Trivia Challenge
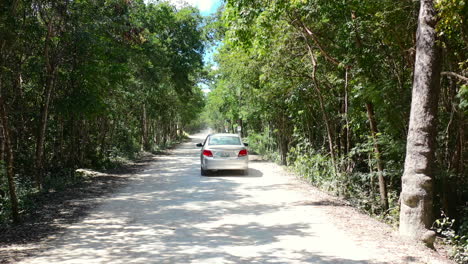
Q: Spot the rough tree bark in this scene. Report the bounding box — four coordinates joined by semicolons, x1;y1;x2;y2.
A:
399;0;441;247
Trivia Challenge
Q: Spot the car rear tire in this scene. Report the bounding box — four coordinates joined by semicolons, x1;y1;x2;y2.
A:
201;167;209;176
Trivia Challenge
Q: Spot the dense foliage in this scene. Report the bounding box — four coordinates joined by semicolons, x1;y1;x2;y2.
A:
1;0;466;260
206;0;467;259
0;0;205;223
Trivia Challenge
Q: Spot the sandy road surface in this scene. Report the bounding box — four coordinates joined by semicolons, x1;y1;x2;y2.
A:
15;132;451;264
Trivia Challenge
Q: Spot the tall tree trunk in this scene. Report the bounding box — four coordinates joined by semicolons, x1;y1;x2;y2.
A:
399;0;441;247
0;96;20;223
142;104;149;151
344;69;350;156
277;112;290;165
58;117;64;165
79;119;88;165
35;22;56;189
99;118;109;159
303;39;337;174
365;102;389;211
150;121;157;146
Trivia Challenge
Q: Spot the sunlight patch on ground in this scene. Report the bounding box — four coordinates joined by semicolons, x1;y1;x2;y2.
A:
15;133;447;264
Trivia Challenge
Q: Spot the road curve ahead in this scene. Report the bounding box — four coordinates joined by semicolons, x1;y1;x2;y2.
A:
17;132;450;264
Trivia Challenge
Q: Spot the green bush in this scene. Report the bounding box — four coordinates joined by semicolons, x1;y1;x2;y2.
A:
433;211;468;263
247;129;281;162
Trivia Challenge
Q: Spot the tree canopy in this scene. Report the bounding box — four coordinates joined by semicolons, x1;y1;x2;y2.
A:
0;0;206;223
1;0;467;261
206;0;466;259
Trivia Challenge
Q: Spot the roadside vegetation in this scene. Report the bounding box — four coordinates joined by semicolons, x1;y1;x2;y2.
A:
0;0;205;226
204;0;467;261
1;0;466;262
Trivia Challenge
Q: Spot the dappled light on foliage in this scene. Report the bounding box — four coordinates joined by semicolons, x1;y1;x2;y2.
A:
7;137;446;264
0;0;205;224
205;0;467;260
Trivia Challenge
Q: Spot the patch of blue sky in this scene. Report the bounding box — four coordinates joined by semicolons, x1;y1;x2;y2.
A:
160;0;222;65
146;0;222;93
195;0;223;16
161;0;222;16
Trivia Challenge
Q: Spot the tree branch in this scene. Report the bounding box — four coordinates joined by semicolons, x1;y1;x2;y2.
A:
299;20;343;67
441;71;468;83
286;13;346;68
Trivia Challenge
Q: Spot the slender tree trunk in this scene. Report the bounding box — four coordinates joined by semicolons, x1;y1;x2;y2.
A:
303;40;337;174
142;104;149;151
52;116;64;166
399;0;441;247
150;121;157;146
277;112;290;165
0;124;4;162
35;75;55;189
365;102;389;211
162;121;168;146
155;117;162;145
35;22;56;189
368;153;376;214
458;121;465;174
0;96;20;223
108;119;116;156
79;119;88;165
13;62;27;149
174;121;178;139
239;119;244;138
99;118;109;159
344;69;350;155
0;2;21;222
68;117;77;168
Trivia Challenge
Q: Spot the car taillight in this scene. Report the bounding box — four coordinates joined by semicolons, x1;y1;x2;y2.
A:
203;150;213;157
238;149;248;157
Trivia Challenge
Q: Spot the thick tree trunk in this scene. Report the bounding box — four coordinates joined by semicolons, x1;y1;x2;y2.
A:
365;102;389;211
399;0;441;247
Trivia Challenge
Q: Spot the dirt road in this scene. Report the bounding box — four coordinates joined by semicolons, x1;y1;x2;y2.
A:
15;133;450;264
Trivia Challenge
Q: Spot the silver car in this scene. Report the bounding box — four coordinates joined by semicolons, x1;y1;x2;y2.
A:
196;133;249;176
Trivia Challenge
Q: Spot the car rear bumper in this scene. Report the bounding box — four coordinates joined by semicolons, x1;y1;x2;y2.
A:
202;156;248;171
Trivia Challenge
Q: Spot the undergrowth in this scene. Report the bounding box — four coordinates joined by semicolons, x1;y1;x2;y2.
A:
433;210;468;263
247;130;466;263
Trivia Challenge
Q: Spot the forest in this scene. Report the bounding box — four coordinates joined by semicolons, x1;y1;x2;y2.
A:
204;0;467;261
0;0;467;262
0;0;205;224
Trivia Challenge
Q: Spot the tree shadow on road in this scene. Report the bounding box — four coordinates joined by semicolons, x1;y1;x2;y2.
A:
2;140;396;264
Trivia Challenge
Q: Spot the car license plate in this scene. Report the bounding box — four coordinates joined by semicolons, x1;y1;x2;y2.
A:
217;151;233;158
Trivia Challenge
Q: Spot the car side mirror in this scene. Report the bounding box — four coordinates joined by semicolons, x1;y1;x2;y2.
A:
196;143;203;147
243;143;249;147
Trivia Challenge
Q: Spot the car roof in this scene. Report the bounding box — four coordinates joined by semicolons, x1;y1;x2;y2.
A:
209;133;240;137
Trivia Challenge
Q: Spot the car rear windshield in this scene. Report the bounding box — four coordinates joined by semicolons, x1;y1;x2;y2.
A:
209;136;241;145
